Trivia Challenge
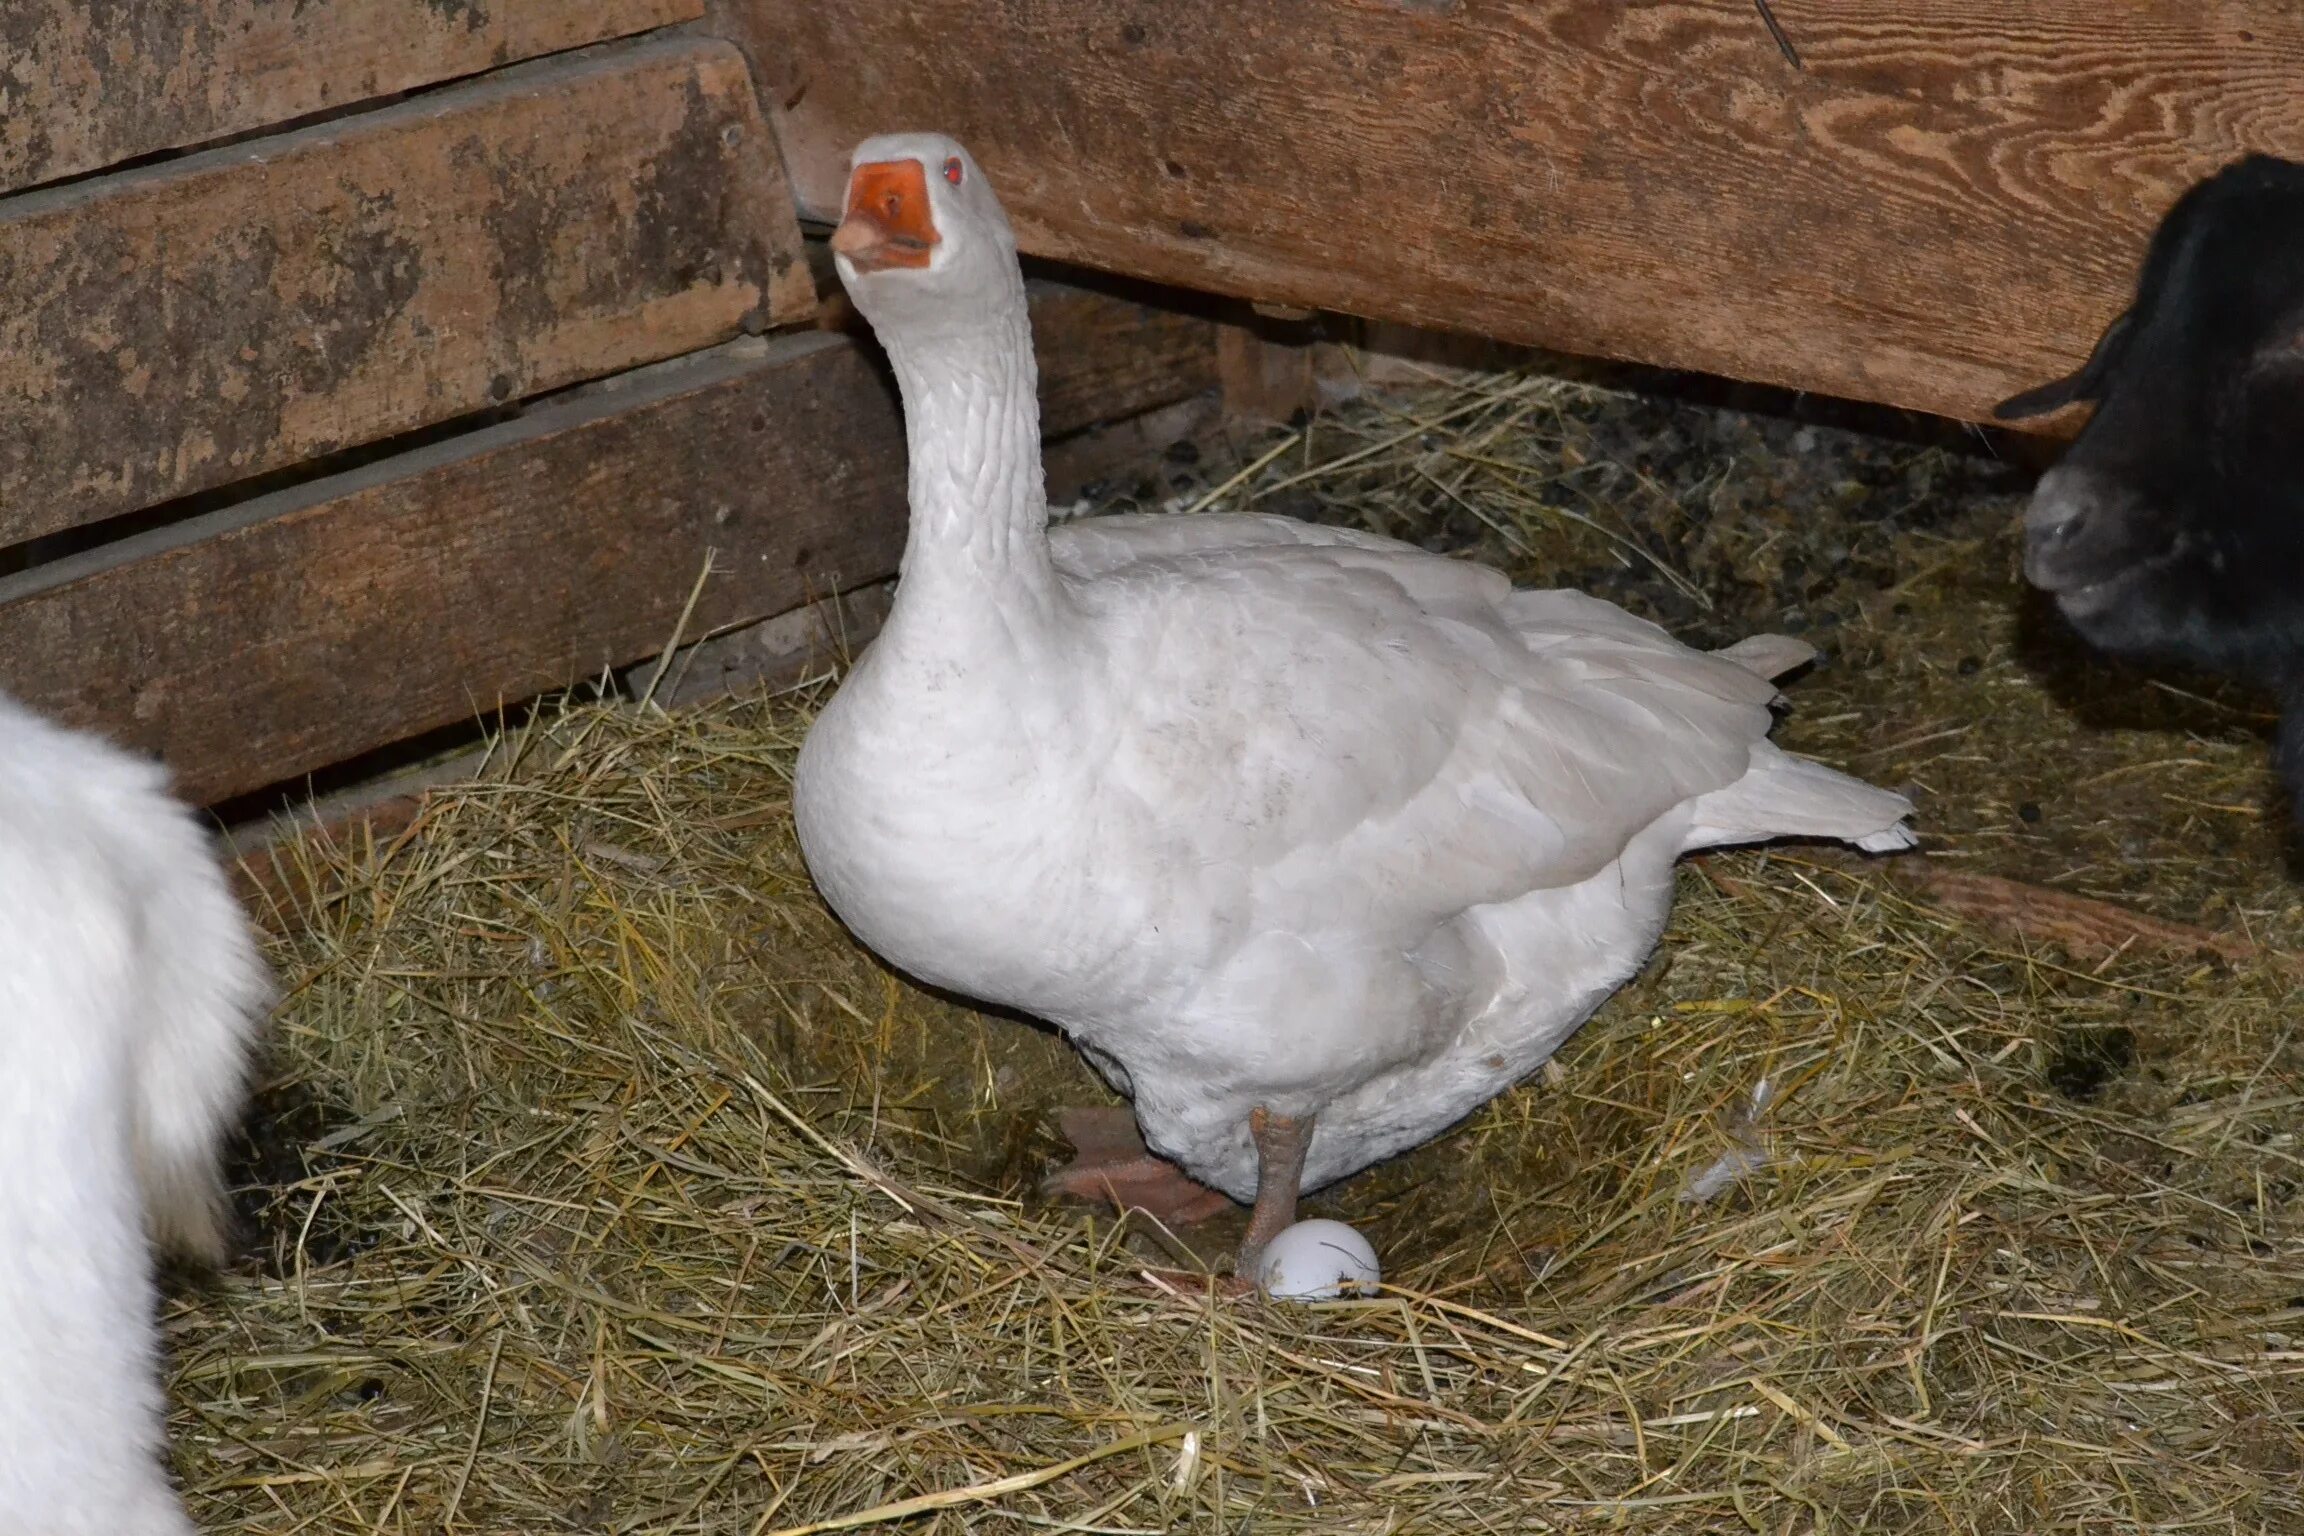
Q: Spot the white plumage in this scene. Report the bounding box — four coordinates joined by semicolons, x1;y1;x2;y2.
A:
0;693;270;1534
794;131;1915;1263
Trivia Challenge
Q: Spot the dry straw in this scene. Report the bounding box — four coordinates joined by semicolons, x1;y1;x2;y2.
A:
177;364;2303;1533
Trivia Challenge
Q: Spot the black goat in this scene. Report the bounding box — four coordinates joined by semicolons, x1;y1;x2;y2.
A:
1997;154;2304;817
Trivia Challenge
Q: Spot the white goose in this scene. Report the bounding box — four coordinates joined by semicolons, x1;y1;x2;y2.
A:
793;132;1916;1273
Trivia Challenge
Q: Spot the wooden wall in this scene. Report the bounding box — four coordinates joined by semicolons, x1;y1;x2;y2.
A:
736;0;2304;427
22;1;2267;817
0;1;1224;812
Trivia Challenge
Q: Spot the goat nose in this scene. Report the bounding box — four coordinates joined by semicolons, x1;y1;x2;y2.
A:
2024;464;2098;550
2022;464;2124;593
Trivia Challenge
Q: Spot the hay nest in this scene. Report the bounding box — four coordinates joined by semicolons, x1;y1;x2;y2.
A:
178;366;2304;1533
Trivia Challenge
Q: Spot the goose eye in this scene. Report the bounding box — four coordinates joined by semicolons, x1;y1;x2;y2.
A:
943;156;964;186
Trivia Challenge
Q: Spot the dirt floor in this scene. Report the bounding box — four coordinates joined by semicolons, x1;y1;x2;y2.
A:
176;360;2303;1534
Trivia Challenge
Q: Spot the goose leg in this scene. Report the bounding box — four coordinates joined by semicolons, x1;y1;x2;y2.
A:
1042;1106;1235;1227
1236;1106;1314;1274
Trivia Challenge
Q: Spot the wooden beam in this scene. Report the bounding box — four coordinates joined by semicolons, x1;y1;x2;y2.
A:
0;334;897;809
0;1;701;194
0;279;1219;808
0;34;812;546
223;579;898;920
1025;277;1221;431
742;0;2304;425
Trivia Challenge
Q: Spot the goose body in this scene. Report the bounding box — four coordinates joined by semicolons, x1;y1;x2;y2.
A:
794;133;1916;1252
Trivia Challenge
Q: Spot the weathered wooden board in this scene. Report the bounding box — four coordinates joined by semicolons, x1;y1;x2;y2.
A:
743;0;2304;425
1024;278;1221;434
0;35;812;547
0;334;898;809
0;279;1219;808
0;0;700;194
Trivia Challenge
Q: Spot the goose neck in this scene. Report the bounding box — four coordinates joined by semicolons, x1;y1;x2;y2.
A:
882;306;1055;602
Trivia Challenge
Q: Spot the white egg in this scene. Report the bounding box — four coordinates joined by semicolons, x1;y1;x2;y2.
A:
1252;1219;1381;1300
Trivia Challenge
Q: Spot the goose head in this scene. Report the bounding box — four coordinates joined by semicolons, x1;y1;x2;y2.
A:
830;132;1022;332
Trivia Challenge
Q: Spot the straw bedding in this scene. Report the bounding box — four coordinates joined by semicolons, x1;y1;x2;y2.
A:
175;363;2303;1533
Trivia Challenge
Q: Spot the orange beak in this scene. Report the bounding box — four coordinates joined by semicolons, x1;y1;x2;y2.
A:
831;159;939;273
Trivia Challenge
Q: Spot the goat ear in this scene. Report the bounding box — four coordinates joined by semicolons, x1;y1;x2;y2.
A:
1992;310;2136;421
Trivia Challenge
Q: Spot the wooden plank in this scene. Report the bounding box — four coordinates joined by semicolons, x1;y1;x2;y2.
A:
1025;278;1220;433
222;581;896;919
741;0;2304;425
0;333;898;809
0;0;701;194
622;580;898;713
1217;325;1357;428
0;35;812;546
0;279;1218;808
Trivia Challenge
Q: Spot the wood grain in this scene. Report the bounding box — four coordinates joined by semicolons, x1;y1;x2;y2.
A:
224;580;900;918
0;334;899;809
0;35;812;546
1024;277;1221;431
0;0;701;194
0;279;1219;808
745;0;2304;424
